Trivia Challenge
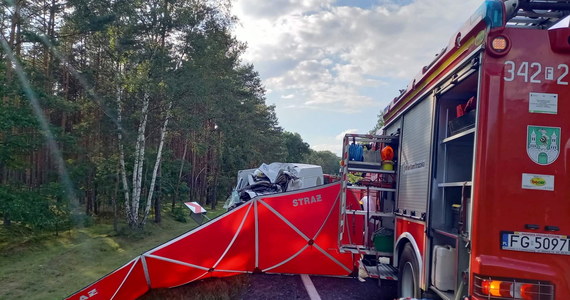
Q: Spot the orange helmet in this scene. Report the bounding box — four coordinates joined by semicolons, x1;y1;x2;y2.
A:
381;146;394;161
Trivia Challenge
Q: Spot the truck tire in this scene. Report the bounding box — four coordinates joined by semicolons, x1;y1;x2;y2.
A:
398;243;421;298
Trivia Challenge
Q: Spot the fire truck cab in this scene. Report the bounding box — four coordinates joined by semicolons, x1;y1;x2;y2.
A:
339;1;570;299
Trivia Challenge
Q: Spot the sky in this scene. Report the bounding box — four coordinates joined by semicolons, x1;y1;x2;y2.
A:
230;0;482;156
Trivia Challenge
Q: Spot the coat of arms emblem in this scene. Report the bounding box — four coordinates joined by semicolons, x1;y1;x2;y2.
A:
527;126;560;165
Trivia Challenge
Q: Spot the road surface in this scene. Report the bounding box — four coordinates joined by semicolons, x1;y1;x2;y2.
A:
140;273;397;299
240;273;396;300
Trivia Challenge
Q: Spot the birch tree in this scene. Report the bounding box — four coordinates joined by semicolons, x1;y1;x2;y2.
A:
141;100;173;225
0;0;296;232
113;0;179;228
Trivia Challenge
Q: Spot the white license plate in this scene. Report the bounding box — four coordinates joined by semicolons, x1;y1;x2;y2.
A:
501;231;570;255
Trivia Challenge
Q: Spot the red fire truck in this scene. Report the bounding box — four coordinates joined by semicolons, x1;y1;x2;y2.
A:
339;1;570;299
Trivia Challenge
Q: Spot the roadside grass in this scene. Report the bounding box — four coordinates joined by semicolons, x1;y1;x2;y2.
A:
0;205;227;300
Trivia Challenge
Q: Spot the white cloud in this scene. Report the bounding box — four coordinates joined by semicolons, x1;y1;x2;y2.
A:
312;143;342;156
335;129;359;140
231;0;482;154
312;128;360;156
232;0;480;114
234;0;334;19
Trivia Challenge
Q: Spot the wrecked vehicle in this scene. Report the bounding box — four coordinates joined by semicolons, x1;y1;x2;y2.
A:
223;162;324;210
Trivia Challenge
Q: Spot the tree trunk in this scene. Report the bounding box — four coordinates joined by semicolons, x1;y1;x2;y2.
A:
5;0;21;83
211;151;219;211
154;167;161;224
130;92;150;227
112;169;119;232
14;1;21;57
173;135;188;210
85;192;92;215
116;82;132;225
191;132;196;202
93;182;99;215
3;213;11;228
213;131;223;210
142;100;172;225
86;172;94;215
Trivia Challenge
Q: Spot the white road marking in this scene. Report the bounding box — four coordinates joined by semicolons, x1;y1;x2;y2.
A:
300;274;322;300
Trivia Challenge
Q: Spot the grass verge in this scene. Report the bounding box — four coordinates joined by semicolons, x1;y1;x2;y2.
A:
0;206;226;300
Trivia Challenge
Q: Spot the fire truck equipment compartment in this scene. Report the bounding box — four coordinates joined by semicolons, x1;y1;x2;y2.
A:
431;245;456;291
373;228;394;252
448;109;476;136
451;204;461;232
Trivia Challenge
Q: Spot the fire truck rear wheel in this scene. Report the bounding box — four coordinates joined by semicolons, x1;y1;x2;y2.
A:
397;243;420;298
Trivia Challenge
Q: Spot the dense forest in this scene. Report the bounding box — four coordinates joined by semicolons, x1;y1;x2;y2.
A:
0;0;340;232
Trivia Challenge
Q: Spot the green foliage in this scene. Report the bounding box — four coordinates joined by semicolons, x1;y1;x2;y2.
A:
283;131;311;163
0;0;328;234
369;112;385;134
275;131;340;175
0;2;349;297
170;206;188;223
305;150;341;175
0;101;42;170
0;183;70;232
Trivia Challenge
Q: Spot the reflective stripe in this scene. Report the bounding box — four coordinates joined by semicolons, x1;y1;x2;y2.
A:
212;204;252;269
110;257;140;300
263;245;308;272
140;255;151;287
144;254;209;271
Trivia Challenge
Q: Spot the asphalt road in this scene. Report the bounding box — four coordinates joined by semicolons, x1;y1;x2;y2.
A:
140;272;398;299
239;274;397;300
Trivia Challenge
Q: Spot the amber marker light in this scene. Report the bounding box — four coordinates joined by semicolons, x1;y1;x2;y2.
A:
492;36;508;51
487;35;511;56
